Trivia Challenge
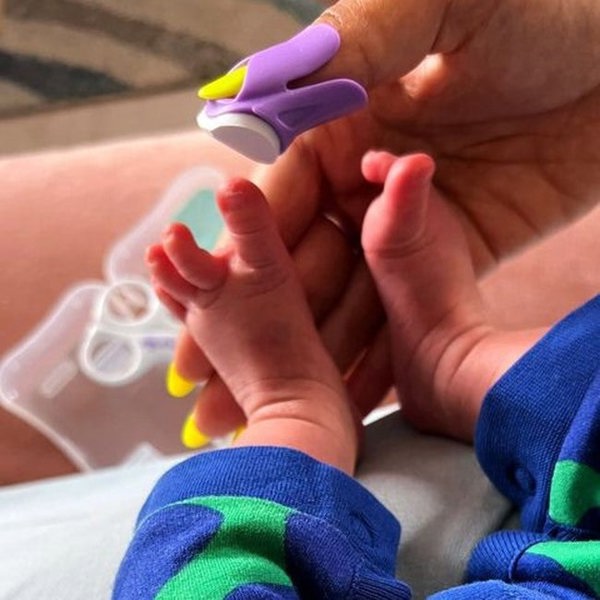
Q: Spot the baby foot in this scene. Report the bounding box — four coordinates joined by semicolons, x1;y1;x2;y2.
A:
361;152;543;441
147;179;357;472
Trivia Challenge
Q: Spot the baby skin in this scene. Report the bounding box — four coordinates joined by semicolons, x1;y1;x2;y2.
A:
360;152;547;441
146;179;359;474
147;152;547;474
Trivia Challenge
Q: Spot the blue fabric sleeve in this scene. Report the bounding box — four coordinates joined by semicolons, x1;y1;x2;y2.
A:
114;296;600;599
475;295;600;531
464;295;600;598
113;446;410;599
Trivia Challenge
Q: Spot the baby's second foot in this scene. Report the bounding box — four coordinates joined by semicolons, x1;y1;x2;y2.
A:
147;179;357;472
361;152;543;441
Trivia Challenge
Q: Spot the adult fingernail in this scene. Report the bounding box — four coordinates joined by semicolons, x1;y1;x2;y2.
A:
166;361;196;398
231;425;246;444
181;412;211;449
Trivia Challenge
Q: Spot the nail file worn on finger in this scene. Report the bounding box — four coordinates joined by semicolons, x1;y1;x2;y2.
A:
197;24;367;164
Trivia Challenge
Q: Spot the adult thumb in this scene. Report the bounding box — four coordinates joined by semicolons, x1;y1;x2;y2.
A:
312;0;449;88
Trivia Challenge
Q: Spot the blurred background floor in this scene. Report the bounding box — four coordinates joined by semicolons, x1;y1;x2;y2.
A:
0;87;197;154
0;0;318;154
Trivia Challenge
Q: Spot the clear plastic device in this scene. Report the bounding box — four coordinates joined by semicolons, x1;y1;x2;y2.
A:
0;167;226;470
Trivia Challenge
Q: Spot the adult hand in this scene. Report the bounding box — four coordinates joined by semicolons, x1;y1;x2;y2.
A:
175;0;600;441
284;0;600;267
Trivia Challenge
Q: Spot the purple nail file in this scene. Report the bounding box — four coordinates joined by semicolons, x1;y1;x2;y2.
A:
197;24;368;163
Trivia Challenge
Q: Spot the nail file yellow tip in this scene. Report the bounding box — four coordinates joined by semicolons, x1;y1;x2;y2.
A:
198;66;248;101
166;362;196;398
181;413;211;449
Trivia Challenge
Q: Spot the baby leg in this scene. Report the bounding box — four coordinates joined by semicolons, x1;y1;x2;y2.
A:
362;152;543;441
147;179;357;473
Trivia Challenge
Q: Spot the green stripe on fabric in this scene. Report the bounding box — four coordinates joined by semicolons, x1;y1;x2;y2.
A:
527;541;600;596
549;460;600;527
156;496;294;600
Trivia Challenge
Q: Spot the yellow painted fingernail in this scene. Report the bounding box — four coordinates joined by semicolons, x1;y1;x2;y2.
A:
231;426;246;443
166;362;196;398
198;66;248;100
181;413;211;449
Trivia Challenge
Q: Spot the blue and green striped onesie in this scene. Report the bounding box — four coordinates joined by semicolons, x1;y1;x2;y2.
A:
114;295;600;599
